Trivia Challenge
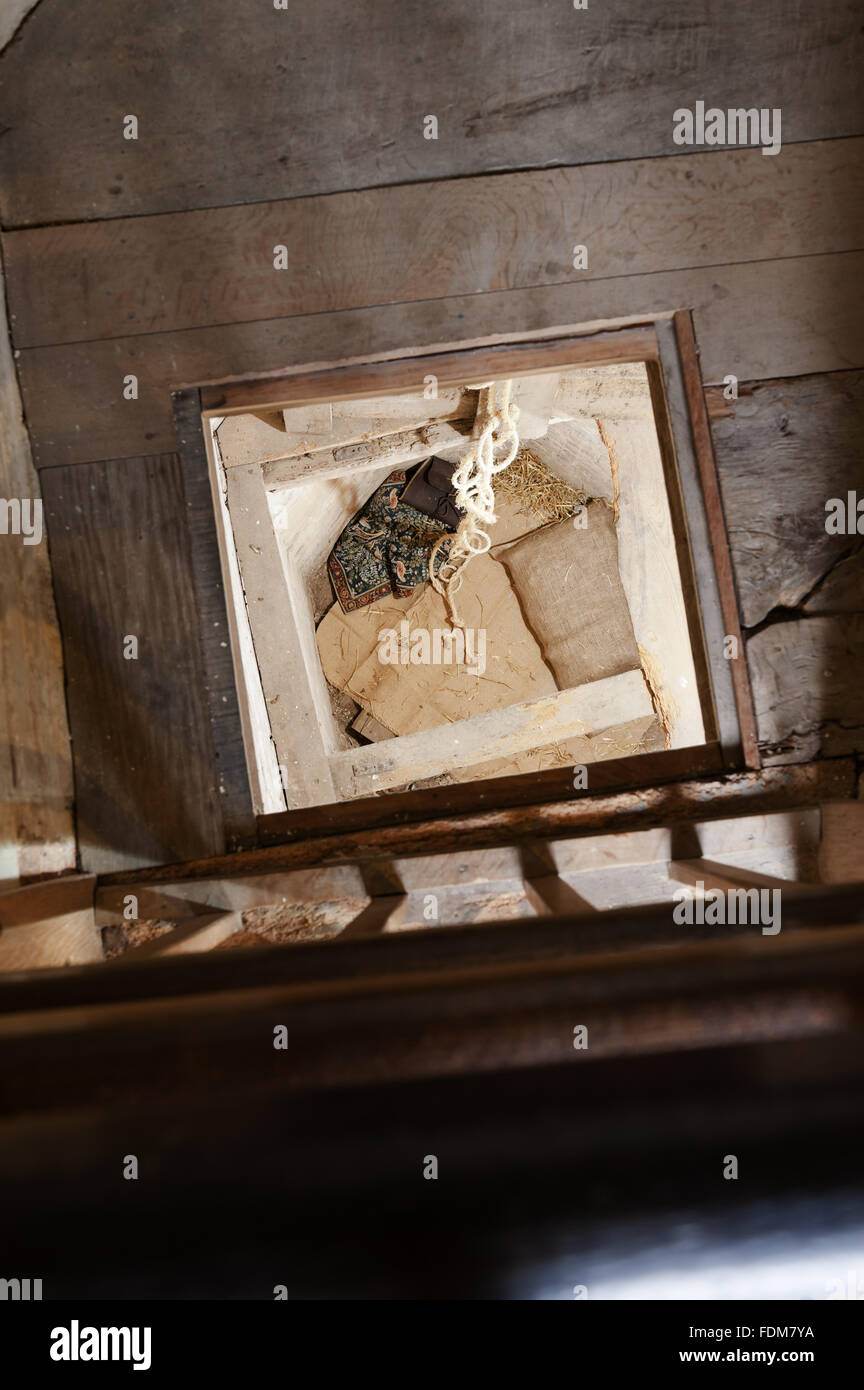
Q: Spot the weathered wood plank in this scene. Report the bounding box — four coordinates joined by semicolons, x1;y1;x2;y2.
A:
40;455;226;872
747;615;864;765
218;389;473;467
126;910;244;957
0;263;74;885
97;761;855;890
707;371;864;628
7;138;863;348
262;420;471;489
667;858;804;892
224;463;338;807
20;253;864;469
334;671;654;799
1;1;862;227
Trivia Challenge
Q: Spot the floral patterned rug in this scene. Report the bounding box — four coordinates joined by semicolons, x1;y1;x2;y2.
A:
328;468;456;612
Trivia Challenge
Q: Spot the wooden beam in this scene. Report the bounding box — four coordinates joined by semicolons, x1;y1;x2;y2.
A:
522;876;597;918
262;419;472;489
336;895;409;940
668;858;809;893
0;874;100;971
124;911;244;958
97;761;857;889
332;670;654;799
224;463;338;807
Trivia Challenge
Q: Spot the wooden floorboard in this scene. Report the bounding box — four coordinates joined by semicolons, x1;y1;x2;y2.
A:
747;615;864;765
6;138;863;349
706;370;864;629
18;251;864;469
41;454;226;872
0;1;861;227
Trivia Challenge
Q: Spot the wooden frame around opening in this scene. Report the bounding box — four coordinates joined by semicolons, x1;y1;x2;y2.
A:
175;314;759;851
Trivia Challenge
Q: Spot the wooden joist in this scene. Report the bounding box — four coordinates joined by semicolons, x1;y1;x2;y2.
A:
0;875;100;971
667;858;808;893
98;760;857;888
123;911;244;958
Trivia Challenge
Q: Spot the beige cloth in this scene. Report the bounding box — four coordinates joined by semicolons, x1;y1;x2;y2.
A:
316;496;664;788
493;502;641;690
318;551;557;741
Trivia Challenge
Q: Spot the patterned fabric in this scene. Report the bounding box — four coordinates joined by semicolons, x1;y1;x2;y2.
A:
328;468;456;613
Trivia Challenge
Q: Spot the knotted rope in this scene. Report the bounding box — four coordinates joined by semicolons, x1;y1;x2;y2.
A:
429;379;520;628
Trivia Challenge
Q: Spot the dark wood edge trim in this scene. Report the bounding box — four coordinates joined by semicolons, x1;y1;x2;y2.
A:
674;310;761;770
257;744;723;845
172;388;257;849
97;759;855;887
645;355;720;747
199;325;660;415
3;880;863;1023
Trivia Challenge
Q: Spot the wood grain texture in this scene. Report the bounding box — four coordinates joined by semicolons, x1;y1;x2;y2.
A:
173;391;256;846
0;264;74;885
19;252;864;469
674;312;759;768
40;454;226;872
7;138;863;348
707;371;864;628
1;0;862;227
746;615;864;765
334;672;654;799
99;760;856;887
224;463;338;807
0;873;99;972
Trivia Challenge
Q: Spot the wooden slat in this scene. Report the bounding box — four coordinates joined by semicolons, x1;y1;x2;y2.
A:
333;671;654;799
40;455;226;873
7;138;863;348
262;419;471;489
96;760;857;888
336;895;408;939
223;463;338;807
522;875;597;917
667;858;805;893
0;875;100;971
125;911;244;957
19;252;864;469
